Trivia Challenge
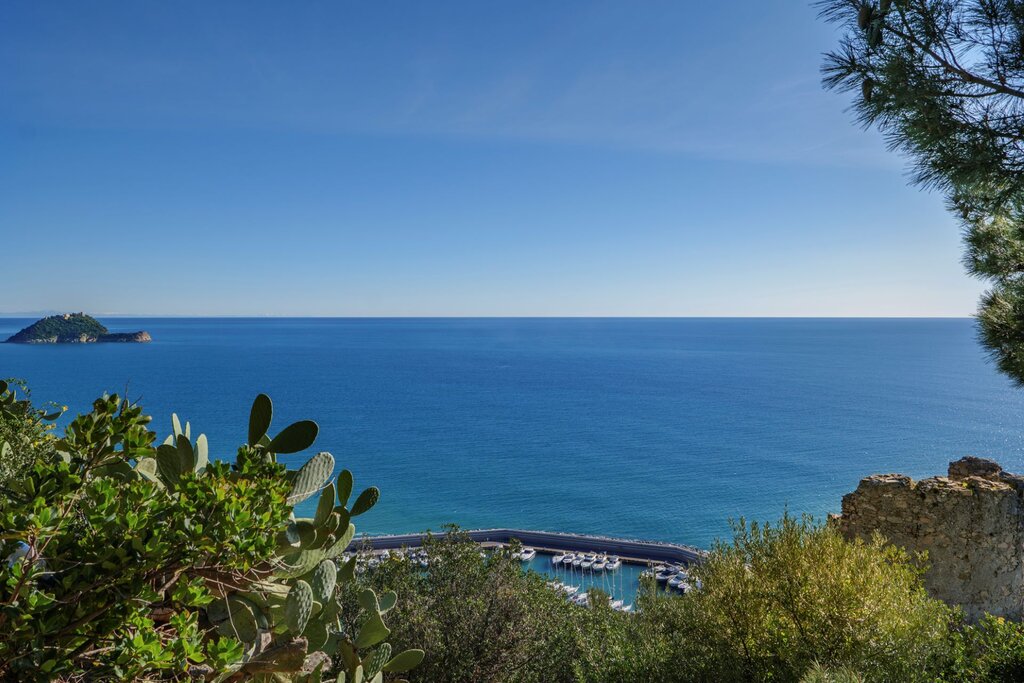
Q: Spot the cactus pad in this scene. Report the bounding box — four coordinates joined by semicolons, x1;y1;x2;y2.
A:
287;451;335;504
286;579;314;635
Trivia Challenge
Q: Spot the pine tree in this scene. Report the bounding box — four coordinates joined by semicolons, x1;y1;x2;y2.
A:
820;0;1024;383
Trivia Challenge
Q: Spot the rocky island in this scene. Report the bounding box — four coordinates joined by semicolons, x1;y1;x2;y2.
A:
5;313;151;344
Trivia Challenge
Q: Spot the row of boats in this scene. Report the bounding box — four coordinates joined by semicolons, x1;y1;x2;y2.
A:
546;580;634;612
641;564;701;593
549;551;623;572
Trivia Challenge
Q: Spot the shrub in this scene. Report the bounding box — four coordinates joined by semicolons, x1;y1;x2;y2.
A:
0;380;61;486
636;514;952;682
350;529;588;683
941;615;1024;682
0;384;419;682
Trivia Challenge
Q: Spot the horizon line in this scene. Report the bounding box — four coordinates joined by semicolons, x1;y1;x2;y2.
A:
0;313;979;320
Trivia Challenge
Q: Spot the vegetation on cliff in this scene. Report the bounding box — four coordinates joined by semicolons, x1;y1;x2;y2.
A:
5;313;150;344
354;519;1024;683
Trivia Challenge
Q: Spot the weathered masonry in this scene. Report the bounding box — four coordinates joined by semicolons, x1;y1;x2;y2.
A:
836;457;1024;621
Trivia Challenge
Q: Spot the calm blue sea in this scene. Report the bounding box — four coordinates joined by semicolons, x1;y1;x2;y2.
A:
1;318;1022;552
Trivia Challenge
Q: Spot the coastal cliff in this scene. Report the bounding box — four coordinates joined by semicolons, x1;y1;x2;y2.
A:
5;313;151;344
836;456;1024;621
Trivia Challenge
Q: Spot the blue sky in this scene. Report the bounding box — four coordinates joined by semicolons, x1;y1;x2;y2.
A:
0;1;979;316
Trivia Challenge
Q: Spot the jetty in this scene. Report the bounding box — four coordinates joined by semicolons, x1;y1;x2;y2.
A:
348;528;706;567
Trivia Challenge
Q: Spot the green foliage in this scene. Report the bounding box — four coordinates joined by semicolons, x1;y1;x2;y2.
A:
0;380;62;487
799;663;864;683
0;387;419;682
940;615;1024;682
358;521;964;683
819;0;1024;384
639;514;952;682
5;313;109;343
352;528;662;683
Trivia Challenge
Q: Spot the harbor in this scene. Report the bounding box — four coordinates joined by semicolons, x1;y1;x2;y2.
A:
347;528;707;606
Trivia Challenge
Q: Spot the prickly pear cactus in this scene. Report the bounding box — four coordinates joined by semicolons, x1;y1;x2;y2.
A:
193;394;421;682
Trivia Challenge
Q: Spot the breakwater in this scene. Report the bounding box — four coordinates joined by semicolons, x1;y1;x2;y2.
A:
350;528;707;566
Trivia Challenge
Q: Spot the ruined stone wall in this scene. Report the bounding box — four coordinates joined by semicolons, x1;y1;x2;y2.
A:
836;457;1024;621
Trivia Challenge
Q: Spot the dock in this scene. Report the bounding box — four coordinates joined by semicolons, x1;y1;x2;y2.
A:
348;528;707;566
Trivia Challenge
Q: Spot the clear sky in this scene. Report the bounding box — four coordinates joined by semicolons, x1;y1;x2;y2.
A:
0;1;982;316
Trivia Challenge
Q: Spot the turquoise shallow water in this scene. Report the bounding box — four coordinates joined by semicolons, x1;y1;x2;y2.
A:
1;317;1022;552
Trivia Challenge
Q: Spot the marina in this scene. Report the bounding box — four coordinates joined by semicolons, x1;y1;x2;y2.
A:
346;528;706;603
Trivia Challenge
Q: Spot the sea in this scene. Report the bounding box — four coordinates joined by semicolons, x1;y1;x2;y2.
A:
2;317;1022;557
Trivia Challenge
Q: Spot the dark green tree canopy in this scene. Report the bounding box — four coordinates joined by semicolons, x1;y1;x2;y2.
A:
820;0;1024;383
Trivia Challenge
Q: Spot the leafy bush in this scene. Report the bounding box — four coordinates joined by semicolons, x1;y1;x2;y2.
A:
352;519;955;683
0;380;61;486
349;529;589;683
0;384;420;682
940;615;1024;682
636;514;952;682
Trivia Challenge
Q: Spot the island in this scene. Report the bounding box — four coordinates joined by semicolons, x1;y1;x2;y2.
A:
5;313;152;344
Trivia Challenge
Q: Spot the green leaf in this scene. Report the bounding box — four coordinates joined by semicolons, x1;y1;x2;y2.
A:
288;451;335;505
337;469;354;507
194;433;209;473
377;591;397;613
295;520;317;548
310;560;337;604
248;393;273;446
382;649;424;673
358;588;378;613
156;444;182;485
351;487;380;516
212;597;260;643
354;609;390;649
135;457;160;483
176;434;195;472
285;580;314;634
338;557;357;583
268;420;318;454
315;483;336;526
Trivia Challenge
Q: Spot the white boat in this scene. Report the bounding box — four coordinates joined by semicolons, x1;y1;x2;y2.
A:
562;553;576;565
519;547;537;562
668;574;684;589
551;552;565;564
606;556;621;571
562;584;579;595
610;599;624;610
593;557;607;571
655;569;675;583
581;558;593;570
572;557;583;567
